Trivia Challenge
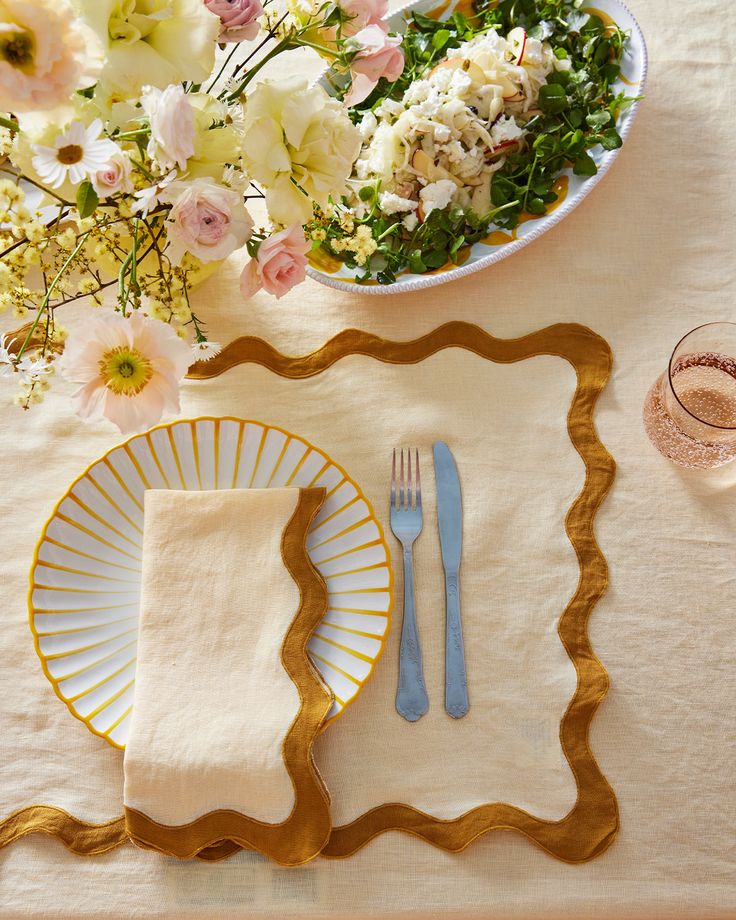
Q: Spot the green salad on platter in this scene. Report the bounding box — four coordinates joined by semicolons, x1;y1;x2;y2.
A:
307;0;637;284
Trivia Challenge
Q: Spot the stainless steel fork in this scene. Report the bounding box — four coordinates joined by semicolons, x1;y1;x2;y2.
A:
390;448;429;722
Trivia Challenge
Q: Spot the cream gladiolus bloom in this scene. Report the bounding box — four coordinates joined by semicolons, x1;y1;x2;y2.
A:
242;77;361;225
71;0;220;100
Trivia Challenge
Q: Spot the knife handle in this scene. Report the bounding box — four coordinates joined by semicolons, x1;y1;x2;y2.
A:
396;546;429;722
444;571;469;718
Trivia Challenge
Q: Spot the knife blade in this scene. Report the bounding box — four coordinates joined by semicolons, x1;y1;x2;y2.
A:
433;441;469;718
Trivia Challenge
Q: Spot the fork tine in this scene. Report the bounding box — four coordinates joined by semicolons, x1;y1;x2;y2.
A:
400;448;405;511
415;449;421;509
391;448;397;510
407;448;413;510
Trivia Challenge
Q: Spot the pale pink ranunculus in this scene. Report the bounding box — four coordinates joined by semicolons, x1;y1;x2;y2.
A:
91;152;133;198
161;177;253;265
141;84;195;173
240;225;310;300
204;0;263;42
0;0;103;113
339;0;387;35
58;311;193;435
344;23;404;107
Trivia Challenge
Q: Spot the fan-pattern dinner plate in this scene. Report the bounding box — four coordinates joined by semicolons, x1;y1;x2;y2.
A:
28;418;393;749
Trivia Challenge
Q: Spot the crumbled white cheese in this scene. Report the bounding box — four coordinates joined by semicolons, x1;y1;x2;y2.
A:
419;179;457;215
379;191;418;215
402;212;419;232
490;115;525;146
449;67;474;97
359;111;378;141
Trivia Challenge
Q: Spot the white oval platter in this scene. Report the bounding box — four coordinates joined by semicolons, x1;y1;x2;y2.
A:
28;418;393;749
308;0;647;294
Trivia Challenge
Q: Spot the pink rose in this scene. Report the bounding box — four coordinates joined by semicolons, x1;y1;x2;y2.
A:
161;178;253;265
91;152;133;198
344;23;404;107
339;0;387;35
204;0;263;42
240;225;310;299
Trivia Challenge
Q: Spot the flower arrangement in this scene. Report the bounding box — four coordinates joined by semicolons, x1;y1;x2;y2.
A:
0;0;404;433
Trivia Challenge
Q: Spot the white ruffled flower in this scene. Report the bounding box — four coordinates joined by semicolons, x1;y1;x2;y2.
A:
141;84;195;174
241;76;361;225
31;119;119;189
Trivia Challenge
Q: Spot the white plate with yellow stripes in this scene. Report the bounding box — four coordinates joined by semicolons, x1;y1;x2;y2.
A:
28;417;393;749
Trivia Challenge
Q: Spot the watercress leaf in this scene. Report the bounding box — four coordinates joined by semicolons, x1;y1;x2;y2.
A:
424;248;449;268
539;83;569;113
586;109;612;129
573;152;598;176
432;28;452;49
526;197;547;214
599;127;623;149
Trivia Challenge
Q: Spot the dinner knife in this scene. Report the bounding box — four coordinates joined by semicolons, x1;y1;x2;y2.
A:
433;441;469;719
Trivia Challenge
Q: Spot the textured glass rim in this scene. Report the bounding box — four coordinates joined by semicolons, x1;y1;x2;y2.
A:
668;321;736;431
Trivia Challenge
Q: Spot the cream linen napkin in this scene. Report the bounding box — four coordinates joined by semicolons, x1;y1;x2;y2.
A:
122;487;333;865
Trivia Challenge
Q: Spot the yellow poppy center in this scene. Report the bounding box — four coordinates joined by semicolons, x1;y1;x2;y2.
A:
0;29;34;71
57;145;84;166
100;346;153;396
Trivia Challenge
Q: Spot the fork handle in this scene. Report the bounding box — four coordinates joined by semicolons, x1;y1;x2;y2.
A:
444;571;469;718
396;546;429;722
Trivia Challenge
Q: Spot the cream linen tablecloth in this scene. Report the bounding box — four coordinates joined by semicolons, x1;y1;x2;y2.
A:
1;0;735;915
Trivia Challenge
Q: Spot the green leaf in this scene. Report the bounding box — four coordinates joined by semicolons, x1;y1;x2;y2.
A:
423;249;448;268
526;197;547;215
586;110;612;129
599;127;623;150
573;152;598;176
539;83;569;114
76;180;99;218
432;28;452;50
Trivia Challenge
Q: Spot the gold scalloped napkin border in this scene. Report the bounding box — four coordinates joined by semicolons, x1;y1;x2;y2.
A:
1;321;616;864
123;487;333;866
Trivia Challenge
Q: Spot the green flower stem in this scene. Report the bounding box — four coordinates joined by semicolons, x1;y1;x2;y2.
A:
206;42;241;94
0;115;18;133
297;39;341;58
226;37;296;99
16;232;91;362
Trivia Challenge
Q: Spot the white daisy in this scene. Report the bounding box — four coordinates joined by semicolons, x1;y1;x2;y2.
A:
190;341;222;362
0;336;16;377
133;170;177;217
17;354;52;384
31;119;119;189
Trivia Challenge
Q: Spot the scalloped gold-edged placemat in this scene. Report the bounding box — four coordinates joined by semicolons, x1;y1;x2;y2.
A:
189;320;618;864
1;320;615;863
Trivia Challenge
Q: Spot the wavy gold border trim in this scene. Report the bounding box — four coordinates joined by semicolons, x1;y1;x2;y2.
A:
124;488;334;865
190;321;618;863
0;806;127;856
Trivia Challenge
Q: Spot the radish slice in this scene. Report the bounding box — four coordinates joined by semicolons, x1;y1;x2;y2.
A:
508;27;527;64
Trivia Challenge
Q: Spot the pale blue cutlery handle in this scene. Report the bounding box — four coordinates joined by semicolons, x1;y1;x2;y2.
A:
444;571;469;718
396;546;429;722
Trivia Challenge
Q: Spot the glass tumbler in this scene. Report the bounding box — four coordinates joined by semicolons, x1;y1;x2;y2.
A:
643;323;736;469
